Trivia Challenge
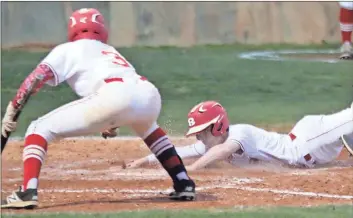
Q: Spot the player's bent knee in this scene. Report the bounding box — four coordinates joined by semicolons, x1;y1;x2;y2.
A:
339;1;353;10
132;122;159;139
25;120;56;143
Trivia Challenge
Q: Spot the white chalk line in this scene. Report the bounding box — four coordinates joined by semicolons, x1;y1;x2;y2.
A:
238;49;343;63
2;185;352;200
234;187;353;200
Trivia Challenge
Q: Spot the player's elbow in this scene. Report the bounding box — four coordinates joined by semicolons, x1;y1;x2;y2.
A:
218;147;233;160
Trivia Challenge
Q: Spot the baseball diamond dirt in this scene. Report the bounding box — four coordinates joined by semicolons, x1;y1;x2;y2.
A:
1;136;353;214
1;43;352;216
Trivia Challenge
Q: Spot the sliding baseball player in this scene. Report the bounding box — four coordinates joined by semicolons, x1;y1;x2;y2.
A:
126;101;353;170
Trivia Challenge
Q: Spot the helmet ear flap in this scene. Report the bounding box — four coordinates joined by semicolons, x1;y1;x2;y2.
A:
211;122;223;136
210;124;215;136
217;122;223;131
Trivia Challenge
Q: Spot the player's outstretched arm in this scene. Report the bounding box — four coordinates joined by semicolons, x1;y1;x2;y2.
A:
11;64;55;109
186;140;241;171
123;141;207;169
1;64;54;137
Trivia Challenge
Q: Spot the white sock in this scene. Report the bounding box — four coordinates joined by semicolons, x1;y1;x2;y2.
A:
176;172;189;180
26;178;38;189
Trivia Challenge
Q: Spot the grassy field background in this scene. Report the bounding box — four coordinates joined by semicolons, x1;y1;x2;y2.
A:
1;44;352;217
1;44;351;136
2;205;352;218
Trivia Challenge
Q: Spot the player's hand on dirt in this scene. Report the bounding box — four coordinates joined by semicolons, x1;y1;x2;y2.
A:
101;127;119;139
1;102;18;137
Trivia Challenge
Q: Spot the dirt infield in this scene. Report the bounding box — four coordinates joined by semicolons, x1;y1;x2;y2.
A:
1;138;353;214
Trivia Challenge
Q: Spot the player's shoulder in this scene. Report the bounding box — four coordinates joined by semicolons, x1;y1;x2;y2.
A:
50;39;105;52
226;124;261;147
39;42;75;64
47;40;100;59
73;39;113;48
229;124;255;133
48;42;75;55
224;124;250;147
228;124;260;140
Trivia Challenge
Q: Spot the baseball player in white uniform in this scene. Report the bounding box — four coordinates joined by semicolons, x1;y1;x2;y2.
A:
1;8;196;209
126;101;353;170
339;1;353;59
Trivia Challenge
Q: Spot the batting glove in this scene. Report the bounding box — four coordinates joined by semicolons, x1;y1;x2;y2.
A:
1;102;18;137
101;127;119;139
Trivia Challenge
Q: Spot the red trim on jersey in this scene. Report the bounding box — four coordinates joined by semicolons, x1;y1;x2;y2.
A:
11;64;54;109
104;78;124;83
104;77;148;84
289;133;296;141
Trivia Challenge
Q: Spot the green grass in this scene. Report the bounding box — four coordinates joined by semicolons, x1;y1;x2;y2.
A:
1;44;352;136
2;205;353;218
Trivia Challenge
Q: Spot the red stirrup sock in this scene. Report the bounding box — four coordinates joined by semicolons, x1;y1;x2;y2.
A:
340;7;353;43
144;127;190;182
22;134;48;190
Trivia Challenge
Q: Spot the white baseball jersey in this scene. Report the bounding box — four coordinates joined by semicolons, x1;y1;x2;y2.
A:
26;39;162;143
42;39;139;97
227;106;353;167
226;124;295;164
169;105;352;167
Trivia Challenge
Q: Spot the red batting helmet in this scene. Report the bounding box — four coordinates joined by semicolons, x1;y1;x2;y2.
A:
186;101;230;137
68;8;108;43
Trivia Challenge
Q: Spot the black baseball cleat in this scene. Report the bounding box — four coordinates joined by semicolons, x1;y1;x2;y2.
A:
341;134;353;156
1;186;38;209
169;179;196;201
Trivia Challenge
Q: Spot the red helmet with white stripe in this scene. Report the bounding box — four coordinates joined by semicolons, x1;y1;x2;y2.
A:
68;8;108;43
186;101;229;137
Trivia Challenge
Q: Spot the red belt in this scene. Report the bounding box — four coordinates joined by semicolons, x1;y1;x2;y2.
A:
289;132;315;163
104;76;147;83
